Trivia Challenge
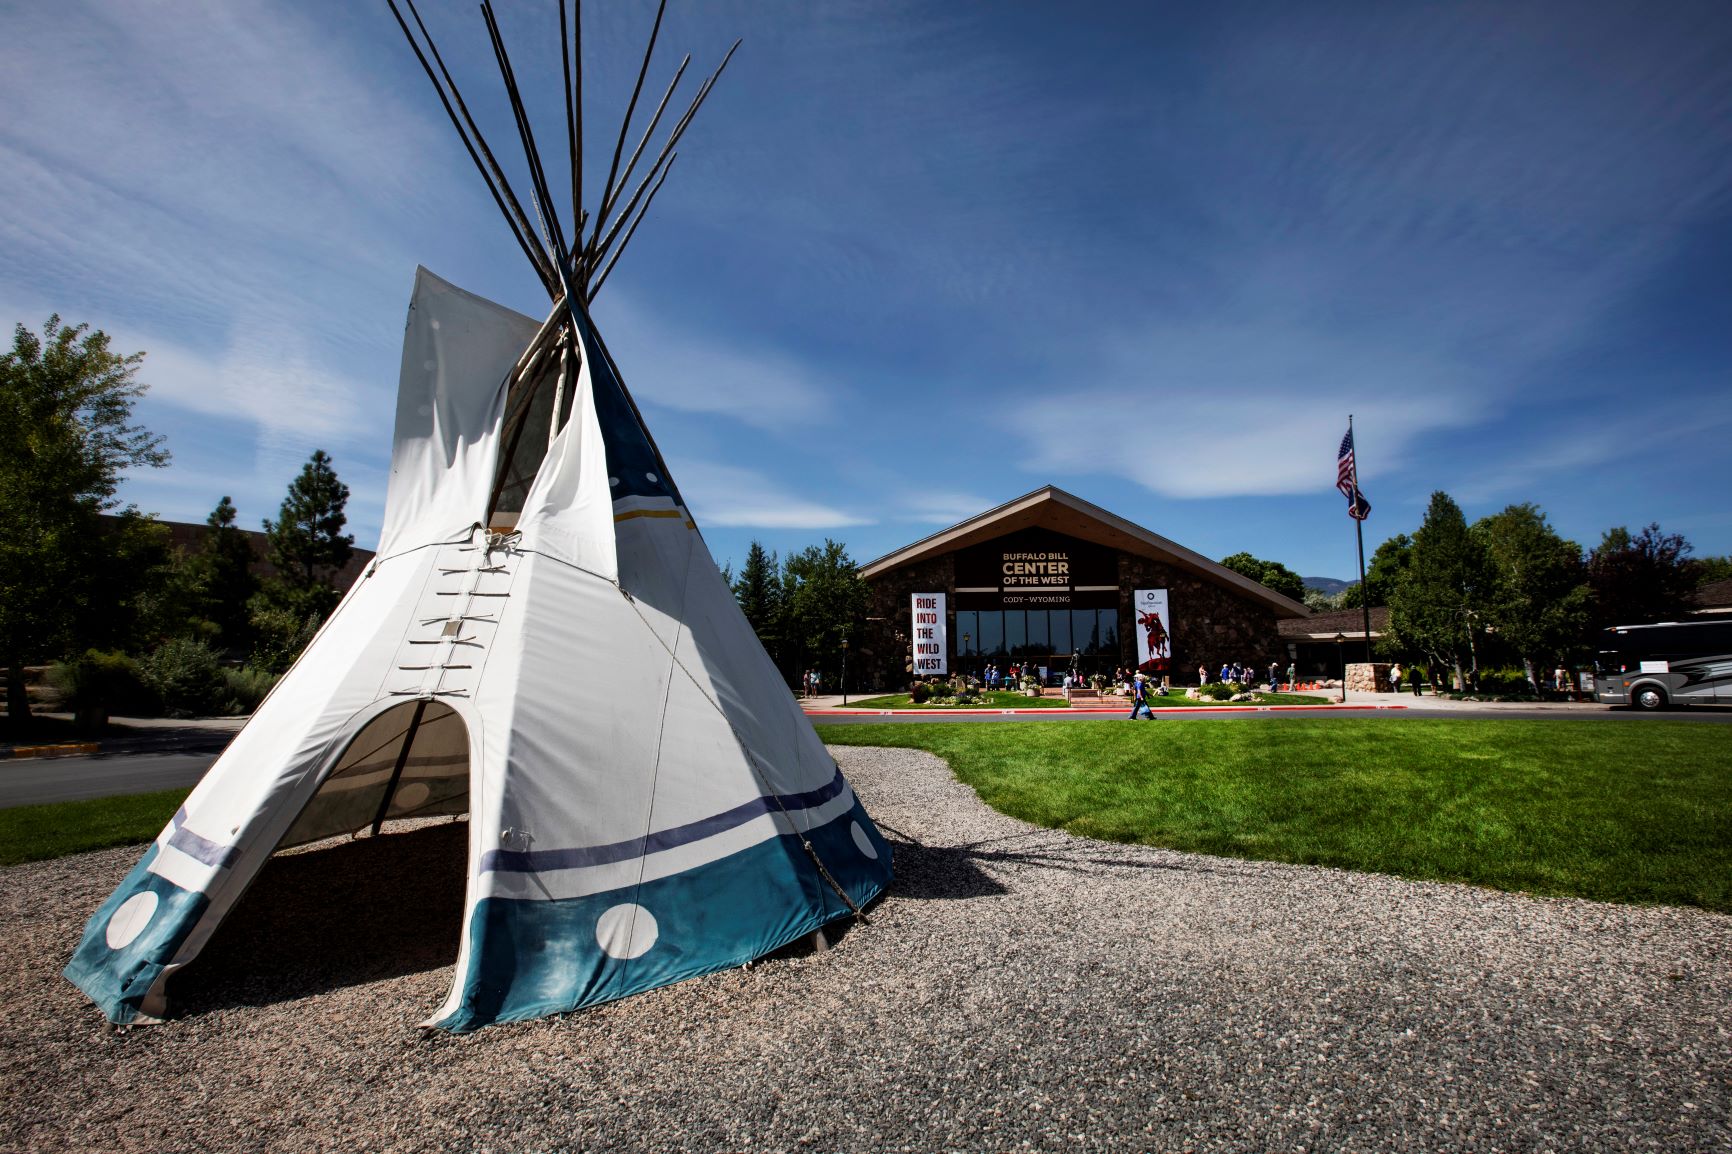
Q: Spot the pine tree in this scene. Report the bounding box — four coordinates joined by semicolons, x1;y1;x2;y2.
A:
731;541;782;646
263;450;353;590
197;496;259;649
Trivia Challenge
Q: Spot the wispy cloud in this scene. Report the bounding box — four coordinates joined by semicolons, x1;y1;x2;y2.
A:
896;489;1001;525
675;460;872;530
595;292;833;430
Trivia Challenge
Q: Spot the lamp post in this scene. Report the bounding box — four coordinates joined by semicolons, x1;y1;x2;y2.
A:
962;632;971;686
1334;632;1347;704
840;637;850;706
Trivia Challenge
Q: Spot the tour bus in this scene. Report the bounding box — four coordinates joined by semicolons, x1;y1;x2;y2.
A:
1594;619;1732;709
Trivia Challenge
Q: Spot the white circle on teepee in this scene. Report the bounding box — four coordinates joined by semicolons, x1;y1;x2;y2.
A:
608;476;619;487
105;891;159;950
595;903;658;960
393;782;431;811
645;472;658;484
850;821;878;860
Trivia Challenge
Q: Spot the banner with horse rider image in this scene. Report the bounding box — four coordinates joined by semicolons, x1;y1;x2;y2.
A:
1133;588;1171;676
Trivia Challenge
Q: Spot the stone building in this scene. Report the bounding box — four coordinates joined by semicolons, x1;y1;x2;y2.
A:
858;486;1309;690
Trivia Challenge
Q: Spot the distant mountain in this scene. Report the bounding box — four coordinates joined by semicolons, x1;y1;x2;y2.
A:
1303;576;1352;595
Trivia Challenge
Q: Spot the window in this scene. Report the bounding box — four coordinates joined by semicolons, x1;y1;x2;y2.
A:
1098;609;1119;655
978;611;1004;657
1073;609;1100;655
1026;609;1049;654
1005;610;1027;656
1049;608;1071;656
955;610;978;657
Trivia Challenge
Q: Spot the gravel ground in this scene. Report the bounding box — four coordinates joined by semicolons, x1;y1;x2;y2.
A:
2;745;1728;1153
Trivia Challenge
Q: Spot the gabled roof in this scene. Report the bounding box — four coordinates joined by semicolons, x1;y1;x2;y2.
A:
1693;578;1732;615
860;485;1311;619
1278;606;1390;640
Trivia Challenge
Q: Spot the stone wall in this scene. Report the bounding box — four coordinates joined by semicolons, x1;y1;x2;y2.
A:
1118;556;1286;684
863;553;956;693
1345;662;1396;692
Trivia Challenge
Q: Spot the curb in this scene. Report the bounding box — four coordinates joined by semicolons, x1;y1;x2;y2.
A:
1;742;101;761
808;704;1410;717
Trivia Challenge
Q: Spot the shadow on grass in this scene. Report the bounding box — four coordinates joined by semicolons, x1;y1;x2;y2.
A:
170;820;467;1016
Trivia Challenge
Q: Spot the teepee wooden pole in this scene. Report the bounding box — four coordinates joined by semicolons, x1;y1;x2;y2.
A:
481;1;568;268
600;55;689;222
391;0;557;293
384;0;556;294
588;0;666;263
371;698;429;837
587;40;738;271
560;0;579;255
588;154;675;302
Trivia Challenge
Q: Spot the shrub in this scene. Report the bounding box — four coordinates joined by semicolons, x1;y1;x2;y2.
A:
249;605;320;673
1201;682;1237;701
910;682;932;704
49;650;156;721
140;639;229;718
1476;668;1536;695
220;666;279;714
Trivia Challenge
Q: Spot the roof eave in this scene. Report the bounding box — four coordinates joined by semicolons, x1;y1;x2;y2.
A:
861;485;1311;619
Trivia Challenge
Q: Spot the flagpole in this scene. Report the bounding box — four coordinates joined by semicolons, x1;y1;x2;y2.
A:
1350;414;1372;666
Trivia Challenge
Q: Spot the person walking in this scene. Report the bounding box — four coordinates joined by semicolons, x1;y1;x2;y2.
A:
1128;672;1154;719
1197;663;1209;686
1285;662;1296;690
1389;663;1403;693
1409;665;1422;696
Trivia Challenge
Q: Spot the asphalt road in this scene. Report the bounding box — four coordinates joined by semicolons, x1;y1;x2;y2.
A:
0;751;216;809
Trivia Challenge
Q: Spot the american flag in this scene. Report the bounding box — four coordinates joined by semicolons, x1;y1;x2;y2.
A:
1336;425;1371;520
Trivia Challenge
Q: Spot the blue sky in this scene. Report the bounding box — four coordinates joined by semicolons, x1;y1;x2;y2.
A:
3;1;1729;581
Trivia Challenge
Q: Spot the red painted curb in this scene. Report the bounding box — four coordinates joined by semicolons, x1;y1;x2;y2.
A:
806;704;1409;717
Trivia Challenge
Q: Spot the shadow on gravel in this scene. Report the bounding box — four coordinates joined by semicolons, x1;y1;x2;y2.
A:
879;822;1245;902
169;820;467;1016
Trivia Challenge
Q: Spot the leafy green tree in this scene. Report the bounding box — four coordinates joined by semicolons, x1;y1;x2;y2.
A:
191;496;259;649
778;539;869;686
1302;587;1339;613
1692;555;1730;586
731;541;782;653
1340;534;1413;608
1388;492;1493;689
1472;504;1588;689
1587;523;1700;628
1218;551;1306;602
261;450;354;621
0;317;167;725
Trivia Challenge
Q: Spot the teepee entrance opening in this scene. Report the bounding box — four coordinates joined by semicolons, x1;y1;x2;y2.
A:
279;700;472;851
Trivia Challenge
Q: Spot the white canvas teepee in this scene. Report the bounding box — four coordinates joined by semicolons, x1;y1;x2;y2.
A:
67;4;896;1030
66;268;893;1030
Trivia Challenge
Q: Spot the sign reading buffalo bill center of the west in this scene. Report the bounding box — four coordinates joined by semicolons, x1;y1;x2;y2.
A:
953;529;1119;610
911;592;948;675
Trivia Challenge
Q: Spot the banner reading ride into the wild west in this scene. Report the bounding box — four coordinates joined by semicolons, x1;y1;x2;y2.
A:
1133;588;1171;675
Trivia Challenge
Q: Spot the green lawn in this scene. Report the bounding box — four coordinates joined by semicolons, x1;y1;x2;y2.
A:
817;718;1732;912
0;788;186;867
838;690;1330;710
